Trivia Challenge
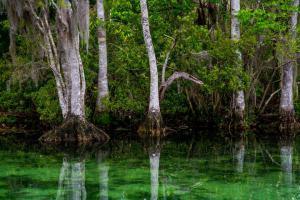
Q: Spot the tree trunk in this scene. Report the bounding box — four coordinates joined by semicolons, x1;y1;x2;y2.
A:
140;0;162;135
279;0;299;126
24;0;110;143
96;0;109;112
57;2;86;119
231;0;245;124
6;0;23;64
77;0;90;51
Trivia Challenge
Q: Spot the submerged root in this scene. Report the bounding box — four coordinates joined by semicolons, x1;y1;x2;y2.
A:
39;116;110;144
138;112;165;138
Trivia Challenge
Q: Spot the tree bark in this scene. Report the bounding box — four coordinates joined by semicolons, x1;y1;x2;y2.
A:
77;0;90;51
96;0;109;112
279;0;299;125
57;1;86;119
140;0;161;122
231;0;245;124
6;0;23;64
25;0;110;143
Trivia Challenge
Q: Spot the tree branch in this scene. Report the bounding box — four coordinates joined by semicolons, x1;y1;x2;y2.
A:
161;38;176;84
159;71;203;100
259;89;281;115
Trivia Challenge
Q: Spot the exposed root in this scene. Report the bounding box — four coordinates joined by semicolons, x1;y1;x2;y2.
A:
138;112;165;138
39;115;110;144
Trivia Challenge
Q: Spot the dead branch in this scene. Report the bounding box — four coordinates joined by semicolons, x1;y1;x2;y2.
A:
259;89;281;115
161;38;176;84
160;72;203;100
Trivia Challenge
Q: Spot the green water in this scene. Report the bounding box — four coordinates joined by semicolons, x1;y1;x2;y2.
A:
0;133;300;200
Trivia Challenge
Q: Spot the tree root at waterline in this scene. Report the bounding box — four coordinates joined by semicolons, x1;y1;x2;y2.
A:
279;110;298;132
138;113;165;138
39;116;110;144
233;110;246;131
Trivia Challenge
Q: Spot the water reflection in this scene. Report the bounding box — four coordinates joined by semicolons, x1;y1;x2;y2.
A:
3;133;300;199
146;138;161;200
97;150;109;200
279;136;294;185
234;136;245;173
56;156;87;200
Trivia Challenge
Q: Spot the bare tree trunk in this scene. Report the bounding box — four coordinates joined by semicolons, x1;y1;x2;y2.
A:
231;0;245;124
96;0;109;112
25;0;110;143
57;2;86;119
25;2;69;118
280;0;299;125
140;0;162;133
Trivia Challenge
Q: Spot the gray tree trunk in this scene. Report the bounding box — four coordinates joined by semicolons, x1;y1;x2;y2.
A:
57;2;86;119
231;0;245;121
140;0;161;120
279;0;299;122
25;0;86;120
96;0;109;112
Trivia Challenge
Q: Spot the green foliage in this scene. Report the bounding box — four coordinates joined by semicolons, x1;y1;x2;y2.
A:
31;80;62;124
0;0;298;127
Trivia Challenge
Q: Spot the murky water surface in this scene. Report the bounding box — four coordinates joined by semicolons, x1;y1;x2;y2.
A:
0;133;299;200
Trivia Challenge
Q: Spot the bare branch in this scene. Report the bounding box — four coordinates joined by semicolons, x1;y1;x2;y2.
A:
24;0;47;35
259;89;281;115
160;72;203;100
161;38;176;84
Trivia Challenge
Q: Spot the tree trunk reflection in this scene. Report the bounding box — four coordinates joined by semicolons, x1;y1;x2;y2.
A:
280;139;293;185
98;150;109;200
56;157;86;200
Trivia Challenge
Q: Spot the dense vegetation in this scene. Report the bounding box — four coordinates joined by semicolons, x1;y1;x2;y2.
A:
0;0;299;133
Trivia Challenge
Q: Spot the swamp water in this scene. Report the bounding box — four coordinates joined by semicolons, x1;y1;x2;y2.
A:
0;132;299;200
